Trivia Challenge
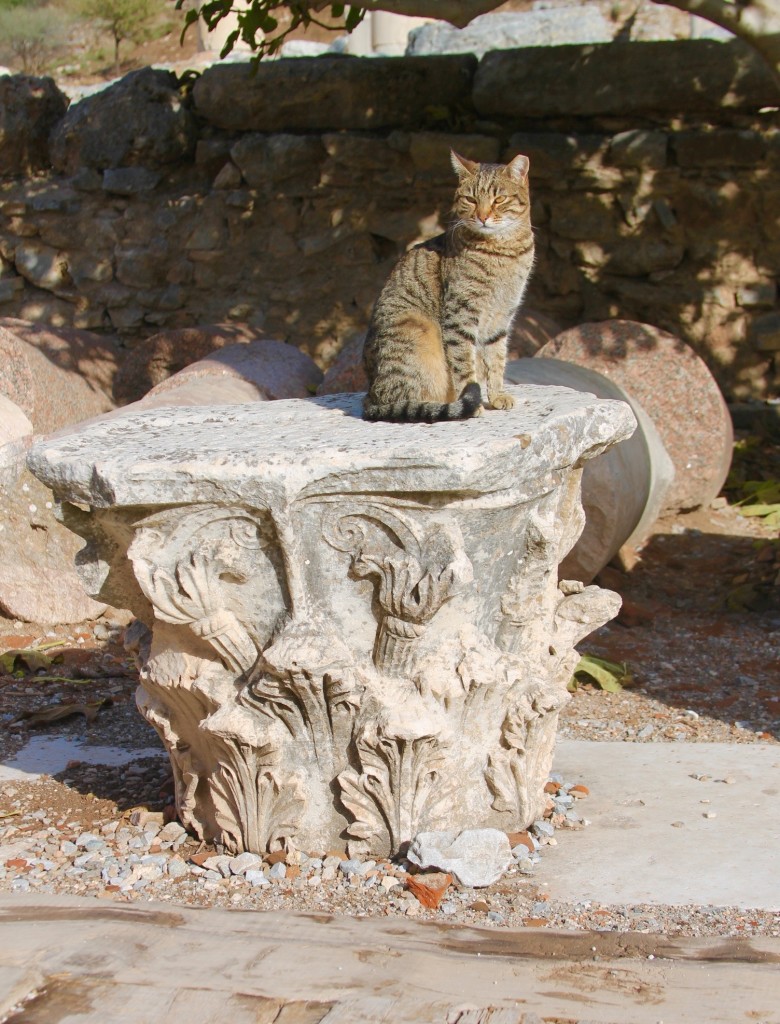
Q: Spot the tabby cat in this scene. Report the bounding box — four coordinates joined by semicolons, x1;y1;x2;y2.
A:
362;150;534;423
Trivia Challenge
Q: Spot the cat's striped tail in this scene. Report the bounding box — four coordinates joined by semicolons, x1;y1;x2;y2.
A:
362;382;483;423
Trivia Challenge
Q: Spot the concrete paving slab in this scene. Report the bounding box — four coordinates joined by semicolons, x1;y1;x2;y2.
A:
0;896;778;1024
540;740;780;909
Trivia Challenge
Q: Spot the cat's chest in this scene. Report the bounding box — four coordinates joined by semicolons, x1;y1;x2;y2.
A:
479;272;527;316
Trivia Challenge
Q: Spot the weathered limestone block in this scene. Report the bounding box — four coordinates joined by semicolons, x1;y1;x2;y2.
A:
0;74;68;176
29;386;633;856
473;41;777;119
192;56;477;133
407;7;614;57
50;68;197;175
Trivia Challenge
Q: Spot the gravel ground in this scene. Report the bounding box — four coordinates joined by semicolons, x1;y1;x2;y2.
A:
1;498;778;939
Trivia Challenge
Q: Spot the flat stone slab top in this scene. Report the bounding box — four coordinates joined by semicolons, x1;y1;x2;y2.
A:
542;740;780;910
30;385;634;508
28;385;634;857
1;896;778;1024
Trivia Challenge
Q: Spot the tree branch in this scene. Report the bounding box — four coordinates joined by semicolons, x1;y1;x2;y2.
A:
652;0;750;35
652;0;780;86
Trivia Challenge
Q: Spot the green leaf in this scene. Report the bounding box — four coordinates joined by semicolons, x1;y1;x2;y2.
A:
738;503;780;518
572;654;631;692
0;644;66;674
179;6;200;44
220;27;240;58
330;3;345;17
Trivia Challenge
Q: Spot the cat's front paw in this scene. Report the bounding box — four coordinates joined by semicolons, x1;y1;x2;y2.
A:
491;392;515;411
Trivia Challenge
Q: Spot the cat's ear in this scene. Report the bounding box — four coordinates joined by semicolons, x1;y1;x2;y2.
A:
451;150;479;178
506;154;530;182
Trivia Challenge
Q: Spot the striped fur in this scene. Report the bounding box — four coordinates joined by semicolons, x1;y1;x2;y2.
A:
362;151;534;424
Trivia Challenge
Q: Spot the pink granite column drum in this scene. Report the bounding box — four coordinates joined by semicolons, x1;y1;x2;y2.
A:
27;386;634;857
537;320;733;512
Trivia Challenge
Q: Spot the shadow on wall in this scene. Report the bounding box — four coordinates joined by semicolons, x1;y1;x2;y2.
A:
0;43;777;403
517;129;778;400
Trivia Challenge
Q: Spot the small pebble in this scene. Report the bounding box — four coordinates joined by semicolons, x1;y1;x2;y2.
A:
244;870;270;888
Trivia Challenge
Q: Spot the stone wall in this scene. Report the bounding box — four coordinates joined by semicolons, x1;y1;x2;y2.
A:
0;41;778;399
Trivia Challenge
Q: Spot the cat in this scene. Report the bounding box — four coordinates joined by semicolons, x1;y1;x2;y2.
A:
362;150;534;423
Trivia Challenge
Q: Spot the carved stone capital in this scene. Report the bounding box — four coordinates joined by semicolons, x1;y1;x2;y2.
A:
27;386;635;855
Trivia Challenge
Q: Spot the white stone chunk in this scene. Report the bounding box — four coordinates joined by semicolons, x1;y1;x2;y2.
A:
407;829;513;888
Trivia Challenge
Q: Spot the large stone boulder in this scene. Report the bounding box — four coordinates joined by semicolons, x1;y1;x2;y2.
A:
50;68;197;175
538;320;733;511
0;321;118;434
317;333;367;396
192;55;477;132
407;8;614;57
473;40;777;119
113;324;261;405
0;466;107;623
0;394;32;489
0;74;68;176
139;339;323;406
0;320;118;624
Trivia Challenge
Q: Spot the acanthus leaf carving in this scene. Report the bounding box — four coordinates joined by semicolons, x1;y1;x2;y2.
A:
485;689;566;825
324;503;473;677
129;505;279;675
136;685;206;840
204;709;305;853
337;694;451;856
247;617;364;772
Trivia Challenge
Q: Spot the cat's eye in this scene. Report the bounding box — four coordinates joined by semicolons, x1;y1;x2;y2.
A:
494;195;510;204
